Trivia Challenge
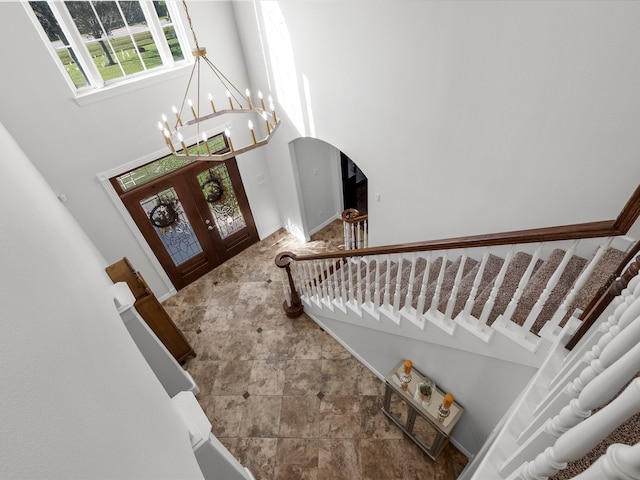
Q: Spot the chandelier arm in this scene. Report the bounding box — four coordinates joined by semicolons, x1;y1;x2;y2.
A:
176;59;199;129
202;56;247;107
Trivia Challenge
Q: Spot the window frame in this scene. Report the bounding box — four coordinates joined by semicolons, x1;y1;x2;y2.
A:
24;1;193;104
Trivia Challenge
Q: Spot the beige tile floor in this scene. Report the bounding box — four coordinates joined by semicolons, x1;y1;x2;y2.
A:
164;220;468;480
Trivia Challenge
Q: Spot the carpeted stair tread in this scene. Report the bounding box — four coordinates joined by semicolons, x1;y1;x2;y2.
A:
558;247;627;327
444;254;505;319
510;249;587;334
470;251;543;326
435;256;479;314
418;257;454;313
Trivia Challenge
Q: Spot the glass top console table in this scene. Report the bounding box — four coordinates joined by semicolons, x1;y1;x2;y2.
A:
382;360;464;460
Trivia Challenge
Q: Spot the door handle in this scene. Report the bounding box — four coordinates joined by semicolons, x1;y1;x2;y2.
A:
207;226;214;231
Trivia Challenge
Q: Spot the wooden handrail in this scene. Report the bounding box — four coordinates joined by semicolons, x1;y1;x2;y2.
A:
342;208;368;224
281;185;640;263
277;185;640;326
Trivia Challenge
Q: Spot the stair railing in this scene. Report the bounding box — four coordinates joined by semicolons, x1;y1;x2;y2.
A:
276;185;640;346
342;208;368;250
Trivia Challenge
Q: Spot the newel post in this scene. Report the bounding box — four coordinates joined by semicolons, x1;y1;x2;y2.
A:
275;251;304;318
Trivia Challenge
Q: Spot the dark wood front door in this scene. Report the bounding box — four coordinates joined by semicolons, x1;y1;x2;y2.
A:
116;158;258;289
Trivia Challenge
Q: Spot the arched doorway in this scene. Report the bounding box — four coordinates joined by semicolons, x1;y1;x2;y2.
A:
291;138;368;241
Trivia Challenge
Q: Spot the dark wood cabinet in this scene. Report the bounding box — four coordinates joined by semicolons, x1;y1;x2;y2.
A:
106;258;195;364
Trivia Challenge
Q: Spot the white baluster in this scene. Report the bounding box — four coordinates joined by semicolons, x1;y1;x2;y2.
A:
317;260;328;301
343;221;350;251
416;253;432;316
393;254;404;314
347;256;355;304
479;245;515;327
340;258;348;306
364;257;372;305
571;442;640;480
521;240;580;335
356;222;362;249
356;257;363;307
429;252;449;316
373;257;381;308
332;258;341;305
502;243;544;321
546;238;613;333
324;259;334;306
445;248;468;320
403;254;418;312
462;248;491;319
363;219;368;249
502;339;640;475
525;296;640;437
383;255;392;307
509;378;640;480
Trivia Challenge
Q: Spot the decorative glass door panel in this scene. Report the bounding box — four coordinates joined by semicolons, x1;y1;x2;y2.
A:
197;164;246;239
114;157;258;290
139;187;203;266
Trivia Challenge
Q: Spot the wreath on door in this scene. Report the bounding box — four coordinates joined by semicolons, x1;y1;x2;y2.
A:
201;169;226;204
149;198;180;229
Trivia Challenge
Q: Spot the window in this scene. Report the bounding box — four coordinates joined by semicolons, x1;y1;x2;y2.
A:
27;1;189;93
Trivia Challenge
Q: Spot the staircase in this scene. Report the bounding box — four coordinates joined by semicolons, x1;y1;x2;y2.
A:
279;237;628;368
275;185;640;478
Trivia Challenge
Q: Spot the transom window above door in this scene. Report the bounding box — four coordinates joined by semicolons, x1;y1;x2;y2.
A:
26;1;190;97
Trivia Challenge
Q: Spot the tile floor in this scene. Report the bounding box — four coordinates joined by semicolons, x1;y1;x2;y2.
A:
163;220;468;480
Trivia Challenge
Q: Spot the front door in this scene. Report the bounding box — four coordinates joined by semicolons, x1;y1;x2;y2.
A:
115;158;258;289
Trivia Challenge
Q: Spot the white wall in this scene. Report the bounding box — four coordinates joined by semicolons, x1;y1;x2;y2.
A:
0;122;203;479
233;1;640;247
0;2;281;298
291;137;342;239
315;314;535;457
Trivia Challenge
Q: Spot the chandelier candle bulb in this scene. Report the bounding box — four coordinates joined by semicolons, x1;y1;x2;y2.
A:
248;120;257;144
172;105;183;126
258;90;265;110
208;93;216;113
177;132;188;153
262;111;271;134
270;101;277;122
201;132;211;155
225;128;234;152
188;99;197;119
245;89;253;109
163;129;176;153
161;113;171;132
227;90;234;110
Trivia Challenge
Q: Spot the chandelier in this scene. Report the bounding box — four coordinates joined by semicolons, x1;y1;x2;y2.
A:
158;1;280;162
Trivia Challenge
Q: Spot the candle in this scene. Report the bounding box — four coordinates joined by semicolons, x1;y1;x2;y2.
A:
270;101;277;123
245;88;253;109
177;132;188;154
201;132;212;155
227;90;234;110
262;111;270;134
163;129;176;153
172;105;183;126
403;360;412;374
225;128;234;152
188;98;197;119
208;93;216;113
258;90;266;110
248;120;256;144
443;393;454;409
161;113;171;132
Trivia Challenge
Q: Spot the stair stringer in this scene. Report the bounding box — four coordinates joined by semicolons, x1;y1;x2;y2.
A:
300;294;553;369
